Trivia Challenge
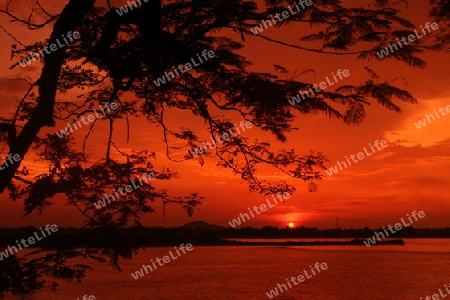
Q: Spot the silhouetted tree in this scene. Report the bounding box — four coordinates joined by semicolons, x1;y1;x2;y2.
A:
0;0;448;297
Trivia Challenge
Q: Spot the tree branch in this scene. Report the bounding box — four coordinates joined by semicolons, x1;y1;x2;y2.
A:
0;0;96;195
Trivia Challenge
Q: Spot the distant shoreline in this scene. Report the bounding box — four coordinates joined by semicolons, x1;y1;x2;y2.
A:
1;222;449;249
1;238;406;249
223;238;405;246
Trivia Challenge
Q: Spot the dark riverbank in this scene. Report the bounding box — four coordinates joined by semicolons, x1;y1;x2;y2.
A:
224;238;405;246
2;220;449;248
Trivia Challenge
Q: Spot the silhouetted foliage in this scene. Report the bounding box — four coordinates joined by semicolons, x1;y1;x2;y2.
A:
0;0;447;297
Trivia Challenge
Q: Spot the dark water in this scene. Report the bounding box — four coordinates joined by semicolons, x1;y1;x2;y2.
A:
15;239;450;300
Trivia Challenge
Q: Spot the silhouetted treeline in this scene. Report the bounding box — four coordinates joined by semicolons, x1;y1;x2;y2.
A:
219;225;450;239
0;223;449;248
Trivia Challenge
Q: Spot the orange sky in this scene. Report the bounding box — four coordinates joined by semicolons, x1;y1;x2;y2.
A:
0;0;449;229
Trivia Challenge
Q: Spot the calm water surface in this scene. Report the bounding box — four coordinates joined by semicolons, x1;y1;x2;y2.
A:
15;239;450;300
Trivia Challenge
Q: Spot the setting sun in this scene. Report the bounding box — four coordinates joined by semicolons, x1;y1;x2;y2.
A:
288;222;295;228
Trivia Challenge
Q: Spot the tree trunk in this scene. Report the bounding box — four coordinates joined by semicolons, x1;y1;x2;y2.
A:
0;0;96;194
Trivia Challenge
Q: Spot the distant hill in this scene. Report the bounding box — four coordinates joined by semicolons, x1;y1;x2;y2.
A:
183;221;226;231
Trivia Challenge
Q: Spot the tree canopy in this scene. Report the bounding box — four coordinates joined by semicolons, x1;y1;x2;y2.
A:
0;0;448;297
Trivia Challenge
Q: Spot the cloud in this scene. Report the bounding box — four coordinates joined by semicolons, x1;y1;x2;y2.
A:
380;139;450;164
0;77;31;93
